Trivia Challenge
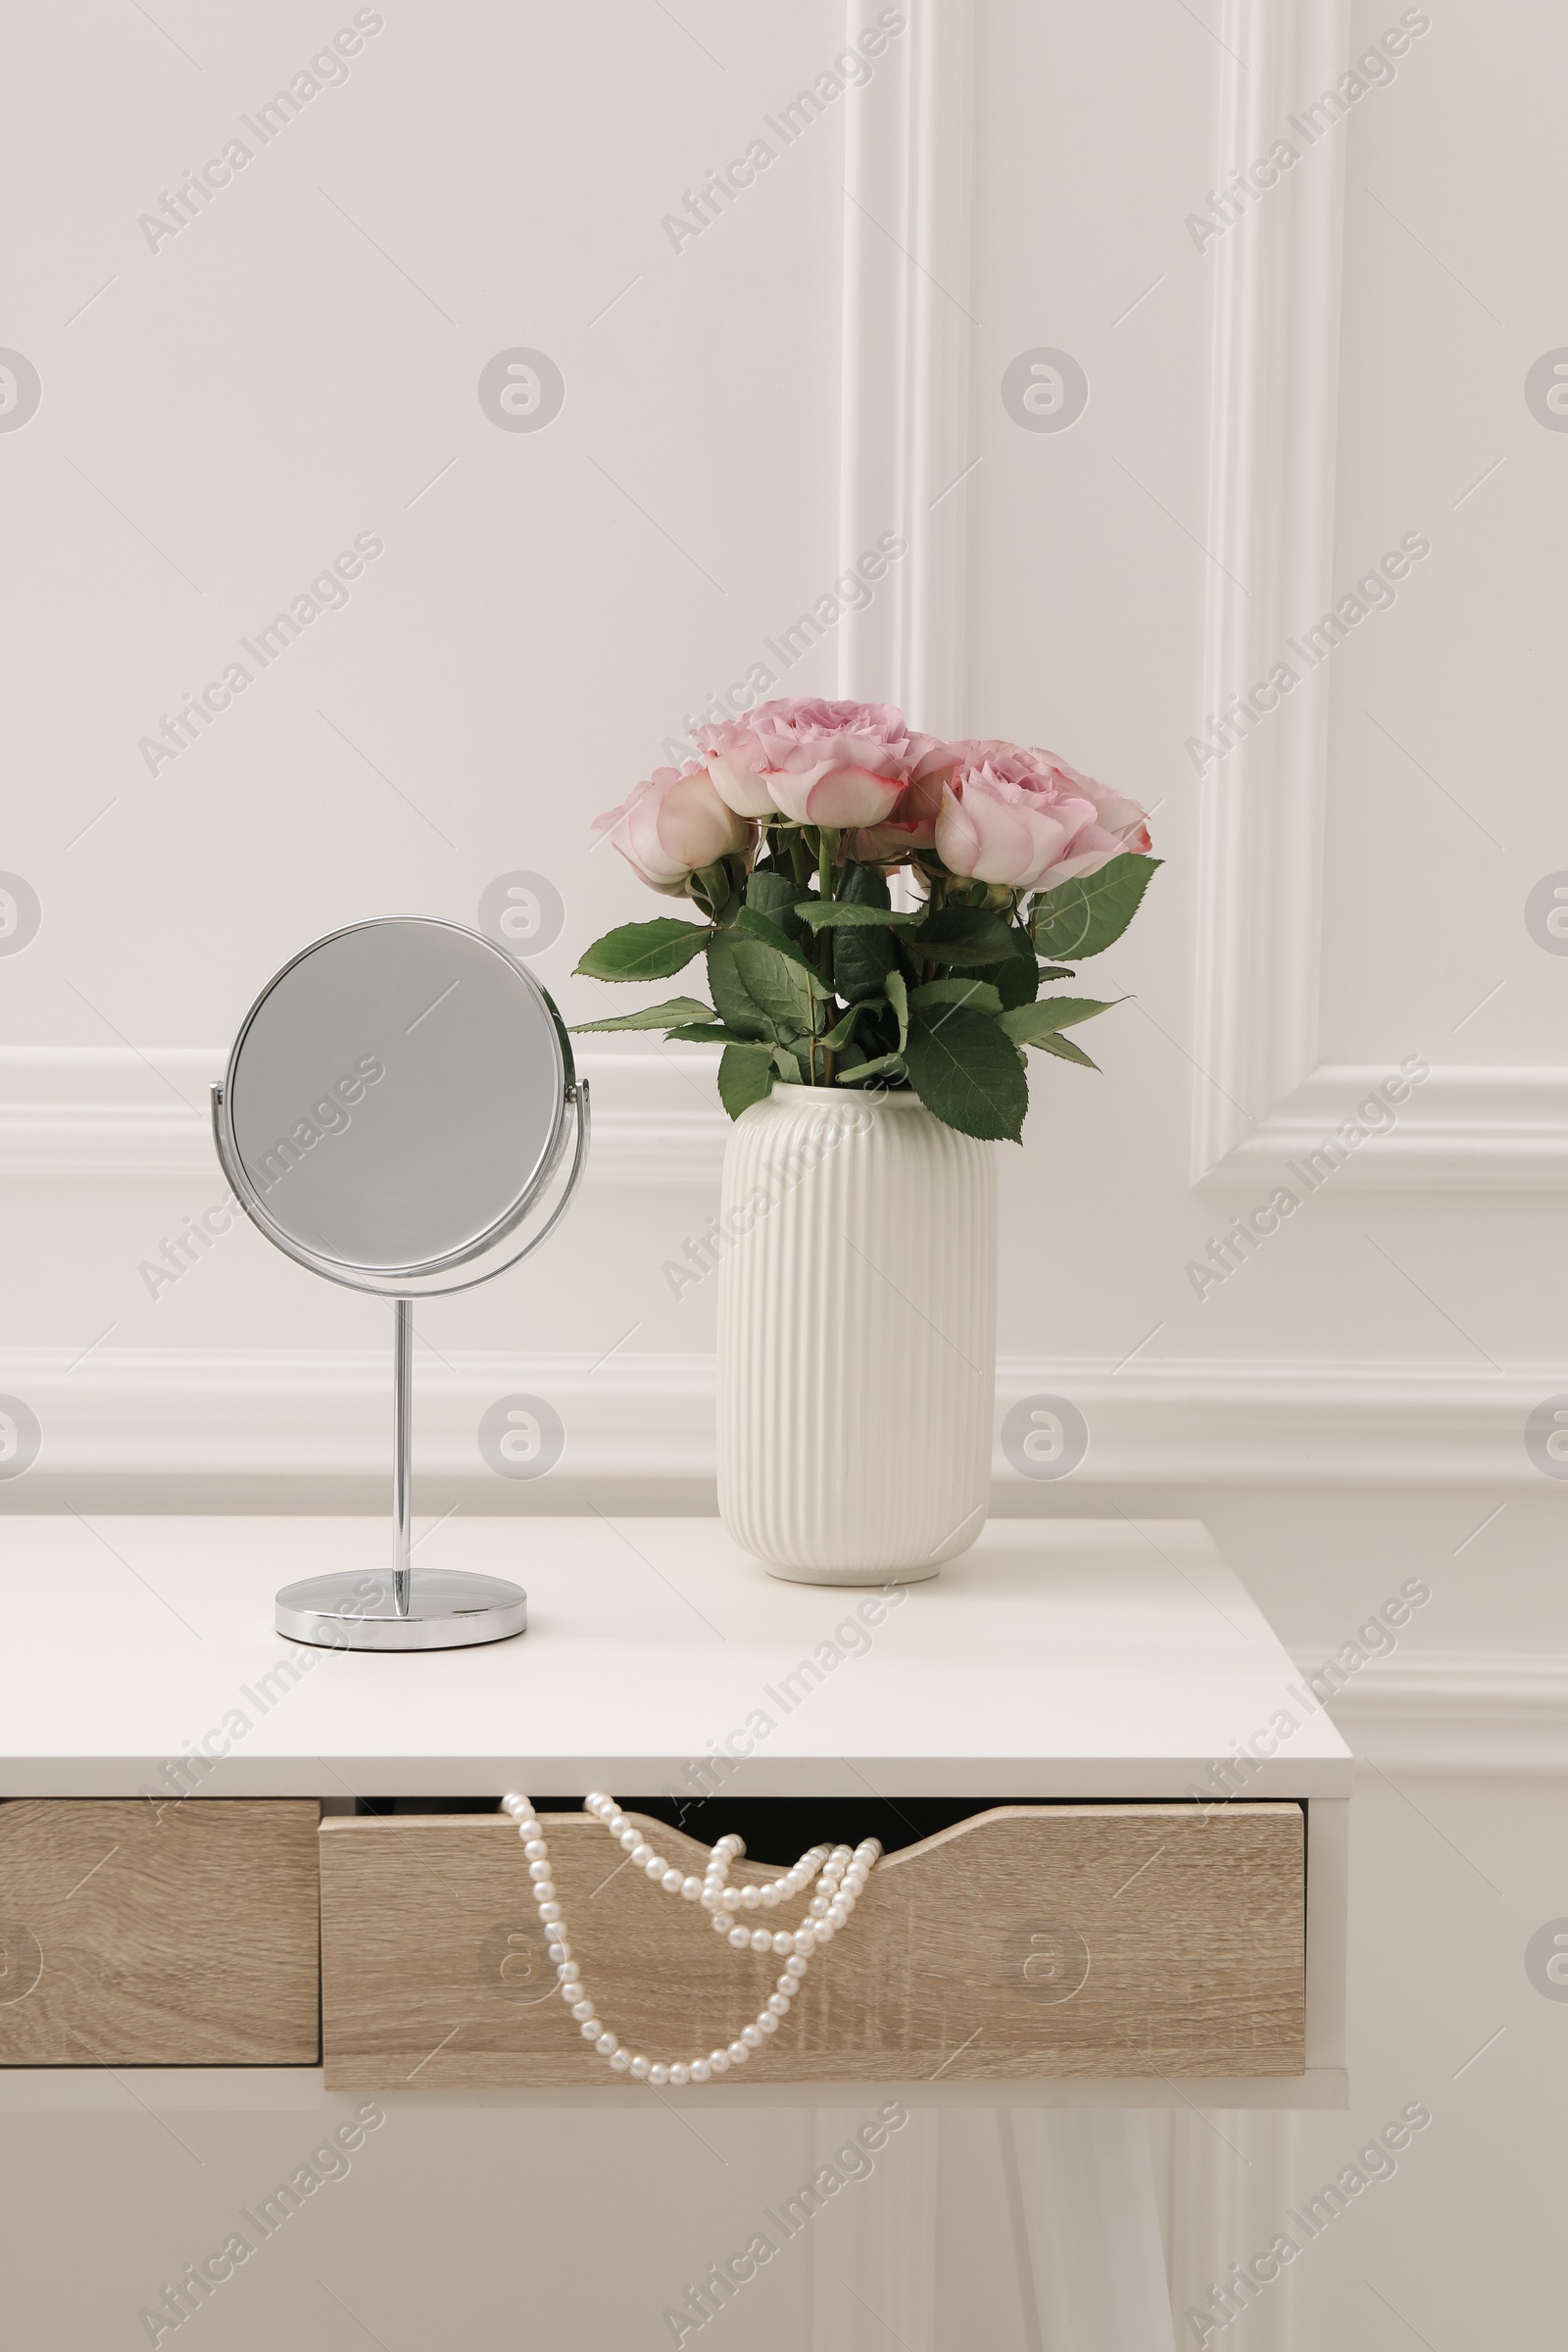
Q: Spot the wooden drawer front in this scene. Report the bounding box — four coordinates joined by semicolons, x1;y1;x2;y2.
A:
0;1799;320;2065
319;1804;1302;2088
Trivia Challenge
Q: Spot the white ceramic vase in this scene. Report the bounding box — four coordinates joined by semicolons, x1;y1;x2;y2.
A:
715;1085;997;1584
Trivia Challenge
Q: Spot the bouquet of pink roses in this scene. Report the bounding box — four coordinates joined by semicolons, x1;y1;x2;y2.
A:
572;697;1157;1142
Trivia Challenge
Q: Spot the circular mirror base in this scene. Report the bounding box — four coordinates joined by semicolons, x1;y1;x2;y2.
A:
274;1568;527;1651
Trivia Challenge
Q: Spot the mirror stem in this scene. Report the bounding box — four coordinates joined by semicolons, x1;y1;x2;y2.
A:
393;1297;413;1615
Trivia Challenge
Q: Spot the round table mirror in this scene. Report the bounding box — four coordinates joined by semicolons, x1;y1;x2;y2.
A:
213;916;590;1650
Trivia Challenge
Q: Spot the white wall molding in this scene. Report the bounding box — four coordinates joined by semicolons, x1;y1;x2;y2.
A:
838;0;974;732
1193;0;1351;1188
0;1047;729;1186
0;1348;1555;1488
1191;1;1568;1190
1307;1650;1568;1775
1205;1063;1568;1189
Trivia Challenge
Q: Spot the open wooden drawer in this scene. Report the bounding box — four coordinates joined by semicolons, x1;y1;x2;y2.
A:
0;1797;320;2065
318;1802;1304;2088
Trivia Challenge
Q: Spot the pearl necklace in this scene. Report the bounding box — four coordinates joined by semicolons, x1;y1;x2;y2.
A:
500;1790;881;2085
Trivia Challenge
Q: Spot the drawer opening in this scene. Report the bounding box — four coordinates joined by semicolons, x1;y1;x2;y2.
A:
347;1794;1302;1862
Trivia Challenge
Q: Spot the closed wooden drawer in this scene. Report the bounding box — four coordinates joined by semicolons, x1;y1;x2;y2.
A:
319;1803;1303;2088
0;1799;320;2065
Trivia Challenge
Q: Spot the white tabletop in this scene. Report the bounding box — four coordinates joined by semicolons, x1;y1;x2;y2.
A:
0;1514;1351;1798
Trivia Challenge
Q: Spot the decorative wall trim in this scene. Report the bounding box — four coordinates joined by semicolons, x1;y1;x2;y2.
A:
0;1348;1549;1488
1190;2;1568;1190
1306;1650;1568;1775
1192;0;1349;1188
838;0;974;732
0;1048;729;1186
1205;1064;1568;1189
17;1046;1568;1196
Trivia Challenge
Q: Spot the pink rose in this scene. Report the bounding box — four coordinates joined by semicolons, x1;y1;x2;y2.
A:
593;761;755;896
697;698;932;830
930;740;1152;890
1024;749;1153;881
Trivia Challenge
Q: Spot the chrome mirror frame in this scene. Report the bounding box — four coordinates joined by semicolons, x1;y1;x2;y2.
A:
212;915;590;1651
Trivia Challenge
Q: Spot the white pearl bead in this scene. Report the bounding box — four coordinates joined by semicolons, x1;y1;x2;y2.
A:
631;1842;654;1867
559;1982;579;2005
579;2018;601;2039
669;2064;690;2086
727;2040;750;2065
533;1882;556;1903
629;2056;651;2080
711;1913;731;1936
827;1904;848;1929
768;1993;791;2016
649;2063;670;2087
727;1927;750;1950
610;2049;631;2072
770;1932;793;1957
747;1929;768;1954
501;1793;525;1815
596;2033;618;2056
690;2059;711;2082
709;2050;730;2075
524;1838;548;1860
740;1886;761;1911
720;1889;742;1912
571;1998;594;2022
785;1956;808;1979
792;1932;814;1958
661;1869;683;1893
758;2012;779;2034
759;1885;780;1909
527;1859;551;1881
813;1919;835;1943
741;2024;763;2048
808;1897;828;1919
701;1889;721;1912
618;1828;640;1851
644;1857;665;1881
547;1941;569;1962
682;1878;703;1901
584;1790;608;1812
539;1901;562;1922
557;1957;580;1981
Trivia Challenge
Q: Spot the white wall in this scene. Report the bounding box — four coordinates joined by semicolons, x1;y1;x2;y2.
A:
2;1;1564;2344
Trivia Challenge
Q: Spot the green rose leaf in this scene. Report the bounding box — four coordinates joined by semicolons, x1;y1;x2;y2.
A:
1028;853;1160;960
908;977;1004;1017
574;918;711;982
798;901;915;930
569;996;712;1033
905;905;1018;965
707;932;772;1042
830;860;901;1004
837;1052;906;1084
732;907;836;998
820;1001;874;1053
1033;1030;1100;1071
745;869;808;938
664;1022;756;1044
717;1043;776;1117
1000;997;1120;1042
885;967;908;1051
996;925;1043;1011
732;936;827;1039
903;1006;1028;1143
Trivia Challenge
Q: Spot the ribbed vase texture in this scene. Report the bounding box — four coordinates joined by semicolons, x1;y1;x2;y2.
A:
716;1088;997;1584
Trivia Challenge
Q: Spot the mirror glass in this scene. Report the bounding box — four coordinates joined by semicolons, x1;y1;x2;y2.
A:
227;918;565;1276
